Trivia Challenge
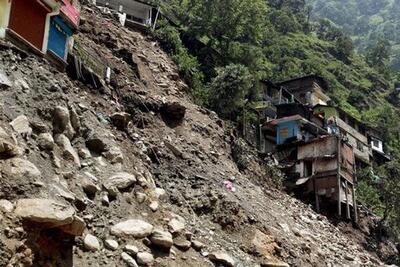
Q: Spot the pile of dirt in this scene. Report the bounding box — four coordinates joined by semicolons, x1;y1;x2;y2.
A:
0;3;398;267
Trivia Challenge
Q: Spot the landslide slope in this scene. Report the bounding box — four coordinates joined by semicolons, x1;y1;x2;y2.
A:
0;4;396;267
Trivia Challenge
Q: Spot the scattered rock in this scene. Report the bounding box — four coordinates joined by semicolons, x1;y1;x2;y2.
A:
0;199;14;213
173;237;191;251
10;115;32;137
136;251;154;266
81;175;101;196
124;244;139;256
149;201;159;212
104;239;119;251
136;192;147;203
103;172;136;192
209;251;236;267
150;229;173;249
78;147;92;159
85;132;109;153
168;217;186;235
0;70;12;88
103;145;124;163
260;261;290;267
111;219;153;238
55;134;81;167
37;133;55;151
191;240;205;251
59;215;86;236
111;112;130;130
84;234;101;251
53;106;75;139
0;126;19;158
121;252;139;267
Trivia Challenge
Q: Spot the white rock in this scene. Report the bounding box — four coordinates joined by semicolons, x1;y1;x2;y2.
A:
121;252;139;267
168;218;185;234
0;70;12;88
104;239;119;250
14;199;75;227
1;158;41;179
10;115;32;136
124;244;139;256
208;251;236;267
136;192;146;203
84;234;101;251
103;145;124;164
37;133;55;151
103;172;136;191
150;229;173;249
149;201;159;212
136;251;154;265
154;188;166;200
0;199;14;213
111;219;153;238
55;134;80;167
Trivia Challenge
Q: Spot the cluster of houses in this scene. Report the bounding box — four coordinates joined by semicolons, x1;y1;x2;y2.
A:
257;75;391;222
0;0;79;64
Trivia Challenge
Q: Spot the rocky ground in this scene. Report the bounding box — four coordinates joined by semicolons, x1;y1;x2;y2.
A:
0;3;398;267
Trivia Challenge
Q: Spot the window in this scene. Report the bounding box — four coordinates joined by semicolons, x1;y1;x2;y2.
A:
356;141;364;152
372;139;380;148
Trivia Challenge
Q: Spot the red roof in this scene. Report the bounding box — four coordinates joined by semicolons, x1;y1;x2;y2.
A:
60;0;79;28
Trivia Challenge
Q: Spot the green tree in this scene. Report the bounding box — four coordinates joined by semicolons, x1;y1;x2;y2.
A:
366;39;391;71
208;64;253;120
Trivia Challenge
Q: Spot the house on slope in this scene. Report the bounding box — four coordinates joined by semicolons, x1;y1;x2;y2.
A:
47;0;80;62
95;0;159;29
0;0;79;64
313;105;372;168
276;75;331;107
366;128;391;165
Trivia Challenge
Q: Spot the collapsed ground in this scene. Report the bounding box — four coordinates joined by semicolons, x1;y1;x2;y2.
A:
0;3;398;267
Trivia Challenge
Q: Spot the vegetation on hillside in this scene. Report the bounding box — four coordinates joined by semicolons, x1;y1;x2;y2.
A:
309;0;400;70
154;0;400;240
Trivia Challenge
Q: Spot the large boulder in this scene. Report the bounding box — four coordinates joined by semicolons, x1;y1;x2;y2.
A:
14;199;75;227
15;199;85;236
111;219;153;238
103;172;136;192
0;126;19;158
1;158;41;179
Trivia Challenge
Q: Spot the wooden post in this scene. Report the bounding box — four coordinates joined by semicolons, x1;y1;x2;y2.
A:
314;177;320;213
152;7;161;31
353;185;358;223
345;180;350;220
337;136;342;217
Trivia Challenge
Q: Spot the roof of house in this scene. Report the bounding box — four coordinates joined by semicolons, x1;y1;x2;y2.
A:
276;74;329;91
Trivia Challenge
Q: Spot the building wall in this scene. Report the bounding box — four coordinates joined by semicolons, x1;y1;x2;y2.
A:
0;0;11;38
48;16;72;60
277;121;299;145
8;0;49;51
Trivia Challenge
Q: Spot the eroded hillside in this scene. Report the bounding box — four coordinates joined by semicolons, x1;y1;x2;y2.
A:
0;4;397;267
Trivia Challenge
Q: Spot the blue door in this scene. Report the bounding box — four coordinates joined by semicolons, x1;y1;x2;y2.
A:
48;16;72;60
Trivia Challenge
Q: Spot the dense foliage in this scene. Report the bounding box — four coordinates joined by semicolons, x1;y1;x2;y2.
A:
309;0;400;69
154;0;400;239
